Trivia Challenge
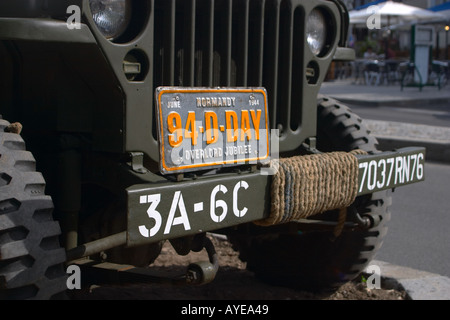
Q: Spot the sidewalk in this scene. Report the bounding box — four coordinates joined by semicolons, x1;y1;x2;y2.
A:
320;78;450;107
367;261;450;300
320;79;450;163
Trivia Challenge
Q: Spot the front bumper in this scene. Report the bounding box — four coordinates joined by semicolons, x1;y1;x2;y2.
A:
126;146;425;247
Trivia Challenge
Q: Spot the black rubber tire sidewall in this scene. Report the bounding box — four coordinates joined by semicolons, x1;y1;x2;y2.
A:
0;119;67;299
229;96;392;289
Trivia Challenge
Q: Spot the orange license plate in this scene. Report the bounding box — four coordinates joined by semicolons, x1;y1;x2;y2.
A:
155;87;270;174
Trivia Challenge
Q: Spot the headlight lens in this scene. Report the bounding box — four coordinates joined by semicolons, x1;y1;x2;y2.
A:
89;0;132;40
306;9;327;56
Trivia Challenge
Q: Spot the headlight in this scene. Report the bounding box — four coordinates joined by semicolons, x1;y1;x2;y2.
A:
306;9;327;56
89;0;132;40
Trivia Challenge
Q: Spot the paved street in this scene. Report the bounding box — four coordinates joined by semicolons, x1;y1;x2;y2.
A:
377;161;450;278
320;78;450;108
320;79;450;279
348;102;450;127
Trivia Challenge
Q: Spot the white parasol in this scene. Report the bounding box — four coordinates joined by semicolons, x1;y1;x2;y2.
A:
349;0;445;27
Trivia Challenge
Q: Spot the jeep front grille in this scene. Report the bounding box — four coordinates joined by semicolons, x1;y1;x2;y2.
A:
151;0;311;145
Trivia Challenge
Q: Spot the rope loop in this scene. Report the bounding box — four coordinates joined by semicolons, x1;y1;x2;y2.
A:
255;150;366;226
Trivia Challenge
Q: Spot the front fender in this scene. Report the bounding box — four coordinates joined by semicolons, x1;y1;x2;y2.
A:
0;0;81;18
0;17;95;43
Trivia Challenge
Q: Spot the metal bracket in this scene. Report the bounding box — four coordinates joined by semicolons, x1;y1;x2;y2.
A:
128;152;148;174
302;137;321;154
69;235;219;287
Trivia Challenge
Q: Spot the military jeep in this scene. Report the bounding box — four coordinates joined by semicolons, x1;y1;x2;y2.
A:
0;0;425;299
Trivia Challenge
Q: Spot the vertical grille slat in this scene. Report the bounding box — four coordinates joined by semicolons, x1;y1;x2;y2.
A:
235;0;250;86
290;7;305;131
196;0;215;86
248;0;265;87
162;0;176;85
277;3;294;132
183;0;196;86
263;0;280;128
218;0;233;86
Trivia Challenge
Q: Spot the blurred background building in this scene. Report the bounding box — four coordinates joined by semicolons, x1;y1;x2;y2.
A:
344;0;450;60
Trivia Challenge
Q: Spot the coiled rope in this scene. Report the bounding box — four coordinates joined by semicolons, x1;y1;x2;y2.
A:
256;150;366;226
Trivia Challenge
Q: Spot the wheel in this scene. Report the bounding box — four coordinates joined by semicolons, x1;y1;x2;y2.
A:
0;119;67;299
229;96;391;289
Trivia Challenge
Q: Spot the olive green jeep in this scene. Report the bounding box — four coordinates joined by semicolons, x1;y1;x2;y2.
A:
0;0;424;299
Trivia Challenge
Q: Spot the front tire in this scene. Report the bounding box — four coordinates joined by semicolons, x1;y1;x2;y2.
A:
0;119;67;299
230;96;392;289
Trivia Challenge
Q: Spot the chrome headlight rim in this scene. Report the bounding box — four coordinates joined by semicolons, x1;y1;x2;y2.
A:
306;8;333;57
306;8;326;56
89;0;132;41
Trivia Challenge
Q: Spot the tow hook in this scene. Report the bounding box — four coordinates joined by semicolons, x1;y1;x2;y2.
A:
185;237;219;285
349;206;381;229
